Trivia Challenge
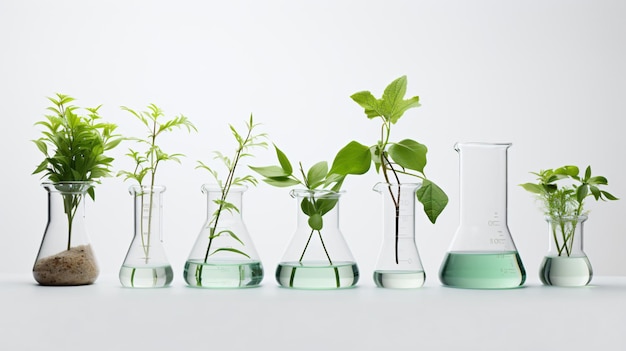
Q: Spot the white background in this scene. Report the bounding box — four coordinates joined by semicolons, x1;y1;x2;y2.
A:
1;0;626;284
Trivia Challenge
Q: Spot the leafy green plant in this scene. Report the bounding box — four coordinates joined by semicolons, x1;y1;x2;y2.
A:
118;103;196;264
33;93;122;250
250;145;345;265
192;115;267;284
329;76;448;263
520;165;618;256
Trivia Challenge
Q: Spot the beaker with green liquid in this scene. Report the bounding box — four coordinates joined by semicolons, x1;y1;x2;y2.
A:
275;189;359;289
439;142;526;289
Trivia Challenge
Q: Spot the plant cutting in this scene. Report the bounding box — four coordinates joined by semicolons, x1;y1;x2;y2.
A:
329;76;448;287
184;115;267;288
117;103;196;288
32;93;122;285
520;165;618;286
250;145;359;289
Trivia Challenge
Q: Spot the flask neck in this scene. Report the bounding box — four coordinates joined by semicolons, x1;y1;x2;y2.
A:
130;185;165;241
203;184;246;221
545;216;587;257
456;143;510;224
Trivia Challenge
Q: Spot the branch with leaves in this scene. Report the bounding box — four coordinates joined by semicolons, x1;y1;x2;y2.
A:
520;165;618;256
33;93;122;250
192;115;267;285
329;76;448;263
118;103;196;264
250;145;345;264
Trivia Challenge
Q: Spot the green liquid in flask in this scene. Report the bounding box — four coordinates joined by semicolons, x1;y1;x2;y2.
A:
540;256;592;287
119;265;174;288
183;260;263;288
439;251;525;289
275;261;359;289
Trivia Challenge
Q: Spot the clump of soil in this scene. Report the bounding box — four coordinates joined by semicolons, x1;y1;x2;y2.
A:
33;245;99;286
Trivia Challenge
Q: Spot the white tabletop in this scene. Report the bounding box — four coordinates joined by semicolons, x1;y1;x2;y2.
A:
1;274;624;351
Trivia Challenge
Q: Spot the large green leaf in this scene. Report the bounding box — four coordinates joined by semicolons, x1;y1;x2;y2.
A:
328;141;371;176
416;179;448;223
519;183;544;194
388;139;427;173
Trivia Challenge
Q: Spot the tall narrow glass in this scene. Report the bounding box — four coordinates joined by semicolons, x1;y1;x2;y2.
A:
119;185;173;288
373;183;425;288
439;142;526;289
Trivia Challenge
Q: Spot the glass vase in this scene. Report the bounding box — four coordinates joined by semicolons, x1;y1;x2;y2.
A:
184;184;263;288
33;182;99;286
373;183;425;288
275;189;359;289
539;215;592;287
119;185;174;288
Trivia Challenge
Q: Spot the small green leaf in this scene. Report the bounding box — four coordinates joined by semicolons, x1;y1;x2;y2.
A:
520;183;544;194
601;190;619;201
554;165;579;177
588;176;608;186
416;179;448;223
274;144;293;174
210;247;250;259
388;139;427;173
350;91;381;119
307;161;328;188
576;185;588;203
308;213;323;230
249;165;290;178
263;177;300;187
328;141;371;176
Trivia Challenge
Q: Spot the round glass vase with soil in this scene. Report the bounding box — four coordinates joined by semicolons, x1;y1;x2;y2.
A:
540;215;592;287
33;181;99;286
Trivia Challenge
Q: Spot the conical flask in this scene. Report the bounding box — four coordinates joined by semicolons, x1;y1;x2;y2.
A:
119;185;174;288
372;183;425;288
275;189;359;289
184;184;263;288
439;142;526;289
34;181;99;286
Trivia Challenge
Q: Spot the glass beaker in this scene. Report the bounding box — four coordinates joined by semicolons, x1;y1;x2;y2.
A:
119;185;174;288
184;184;263;288
373;183;425;288
439;142;526;289
275;189;359;289
539;215;592;287
33;182;99;286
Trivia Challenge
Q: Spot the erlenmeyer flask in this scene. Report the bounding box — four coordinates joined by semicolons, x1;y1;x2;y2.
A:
119;185;173;288
34;182;99;286
275;189;359;289
373;183;425;288
184;184;263;288
439;142;526;289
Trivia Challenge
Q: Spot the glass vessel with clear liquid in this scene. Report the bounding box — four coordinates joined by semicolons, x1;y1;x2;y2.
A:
184;185;263;288
540;215;592;287
34;181;99;286
275;189;359;289
439;142;526;289
373;183;425;288
119;185;174;288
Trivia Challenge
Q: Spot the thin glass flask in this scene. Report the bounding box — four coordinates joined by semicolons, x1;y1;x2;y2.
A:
439;142;526;289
